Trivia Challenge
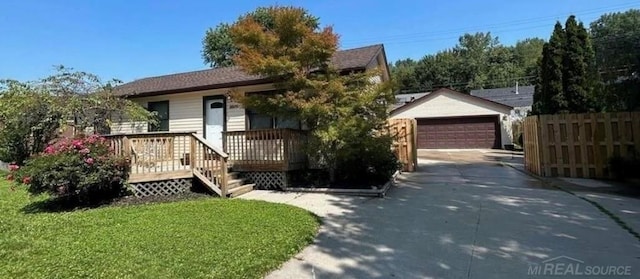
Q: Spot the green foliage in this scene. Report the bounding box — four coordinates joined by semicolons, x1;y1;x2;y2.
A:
591;9;640;111
0;81;61;164
335;133;400;185
609;153;640;181
390;33;544;93
0;179;319;279
0;67;155;163
390;59;421;92
514;38;546;78
229;6;398;182
202;23;237;68
11;135;130;205
511;119;524;147
533;22;568;115
40;66;156;133
202;7;319;68
532;17;598;115
563;16;596;113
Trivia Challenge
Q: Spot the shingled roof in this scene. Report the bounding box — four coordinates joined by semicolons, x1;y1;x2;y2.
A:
114;44;385;97
470;85;535;107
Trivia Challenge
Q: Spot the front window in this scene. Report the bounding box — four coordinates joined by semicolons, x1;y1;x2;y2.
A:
245;90;301;130
148;101;169;132
247;109;300;130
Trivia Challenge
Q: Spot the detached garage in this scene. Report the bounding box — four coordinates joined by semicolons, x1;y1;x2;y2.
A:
391;88;513;149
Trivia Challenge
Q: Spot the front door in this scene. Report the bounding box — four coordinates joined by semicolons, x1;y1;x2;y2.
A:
204;98;224;149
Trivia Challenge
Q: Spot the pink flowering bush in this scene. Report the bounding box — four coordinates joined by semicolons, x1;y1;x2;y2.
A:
11;135;131;204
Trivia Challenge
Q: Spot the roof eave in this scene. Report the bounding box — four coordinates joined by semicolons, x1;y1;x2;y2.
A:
118;77;274;98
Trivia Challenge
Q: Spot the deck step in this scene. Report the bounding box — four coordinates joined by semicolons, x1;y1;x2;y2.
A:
228;184;254;198
227;172;240;180
227;178;246;189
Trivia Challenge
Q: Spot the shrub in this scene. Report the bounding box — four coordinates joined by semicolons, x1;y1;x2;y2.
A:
0;88;61;164
9;135;131;205
609;153;640;181
335;134;400;186
511;119;524;147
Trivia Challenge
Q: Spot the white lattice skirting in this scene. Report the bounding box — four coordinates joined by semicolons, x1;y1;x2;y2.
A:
243;172;288;190
130;178;192;198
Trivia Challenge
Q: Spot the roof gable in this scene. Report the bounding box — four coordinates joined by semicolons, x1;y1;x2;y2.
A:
114;44;385;97
390;88;513;116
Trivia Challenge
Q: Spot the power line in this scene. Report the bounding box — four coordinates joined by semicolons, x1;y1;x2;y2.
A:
342;2;640;45
365;24;552;46
397;66;638;93
384;25;640;63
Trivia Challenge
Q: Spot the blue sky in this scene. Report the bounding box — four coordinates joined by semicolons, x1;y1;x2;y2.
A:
1;0;639;82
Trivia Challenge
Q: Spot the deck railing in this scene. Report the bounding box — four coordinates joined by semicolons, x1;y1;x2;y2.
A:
104;132;228;196
191;134;228;197
223;128;307;171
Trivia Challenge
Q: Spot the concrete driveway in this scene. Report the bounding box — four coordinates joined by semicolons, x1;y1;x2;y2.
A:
241;150;640;278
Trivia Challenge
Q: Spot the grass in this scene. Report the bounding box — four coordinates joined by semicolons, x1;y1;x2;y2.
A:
0;178;320;279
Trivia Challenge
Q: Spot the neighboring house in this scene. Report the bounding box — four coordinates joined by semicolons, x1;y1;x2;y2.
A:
107;44;390;193
470;85;534;120
393;92;429;110
390;88;513;149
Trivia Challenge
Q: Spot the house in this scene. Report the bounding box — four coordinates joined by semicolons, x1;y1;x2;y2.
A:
470;85;534;120
389;88;513;149
393;92;429;110
106;44;390;196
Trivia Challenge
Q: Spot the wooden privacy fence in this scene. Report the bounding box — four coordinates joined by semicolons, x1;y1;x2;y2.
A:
388;118;418;172
523;112;640;178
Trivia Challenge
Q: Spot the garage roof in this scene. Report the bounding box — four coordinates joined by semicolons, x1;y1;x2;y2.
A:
390;88;513;116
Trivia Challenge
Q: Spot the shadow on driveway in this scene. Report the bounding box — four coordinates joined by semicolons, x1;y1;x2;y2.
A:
242;152;640;279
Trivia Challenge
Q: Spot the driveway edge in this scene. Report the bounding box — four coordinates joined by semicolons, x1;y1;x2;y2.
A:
282;170;400;198
499;161;640;242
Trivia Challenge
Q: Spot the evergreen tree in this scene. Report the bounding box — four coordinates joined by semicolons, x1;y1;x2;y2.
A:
533;22;566;114
532;16;599;115
531;45;547;115
563;16;593;112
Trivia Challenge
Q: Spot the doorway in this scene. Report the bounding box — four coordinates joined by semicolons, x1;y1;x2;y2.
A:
204;97;225;149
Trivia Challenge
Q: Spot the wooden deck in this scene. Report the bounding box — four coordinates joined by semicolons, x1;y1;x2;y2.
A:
223;129;307;171
105;129;308;196
106;132;229;196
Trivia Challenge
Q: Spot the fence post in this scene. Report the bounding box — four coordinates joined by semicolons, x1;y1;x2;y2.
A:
190;135;197;170
220;158;228;198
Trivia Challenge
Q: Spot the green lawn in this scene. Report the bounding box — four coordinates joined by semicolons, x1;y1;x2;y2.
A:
0;178;319;279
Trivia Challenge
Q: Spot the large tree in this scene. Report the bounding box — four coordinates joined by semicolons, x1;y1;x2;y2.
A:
591;9;640;111
202;7;319;68
513;38;545;78
228;6;396;182
390;33;544;93
545;22;568;113
413;48;462;91
390;58;420;93
532;17;598;115
562;16;596;112
457;32;498;91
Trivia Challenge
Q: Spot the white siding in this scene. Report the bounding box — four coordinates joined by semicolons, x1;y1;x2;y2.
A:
226;99;245;132
390;91;514;146
111;83;276;135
